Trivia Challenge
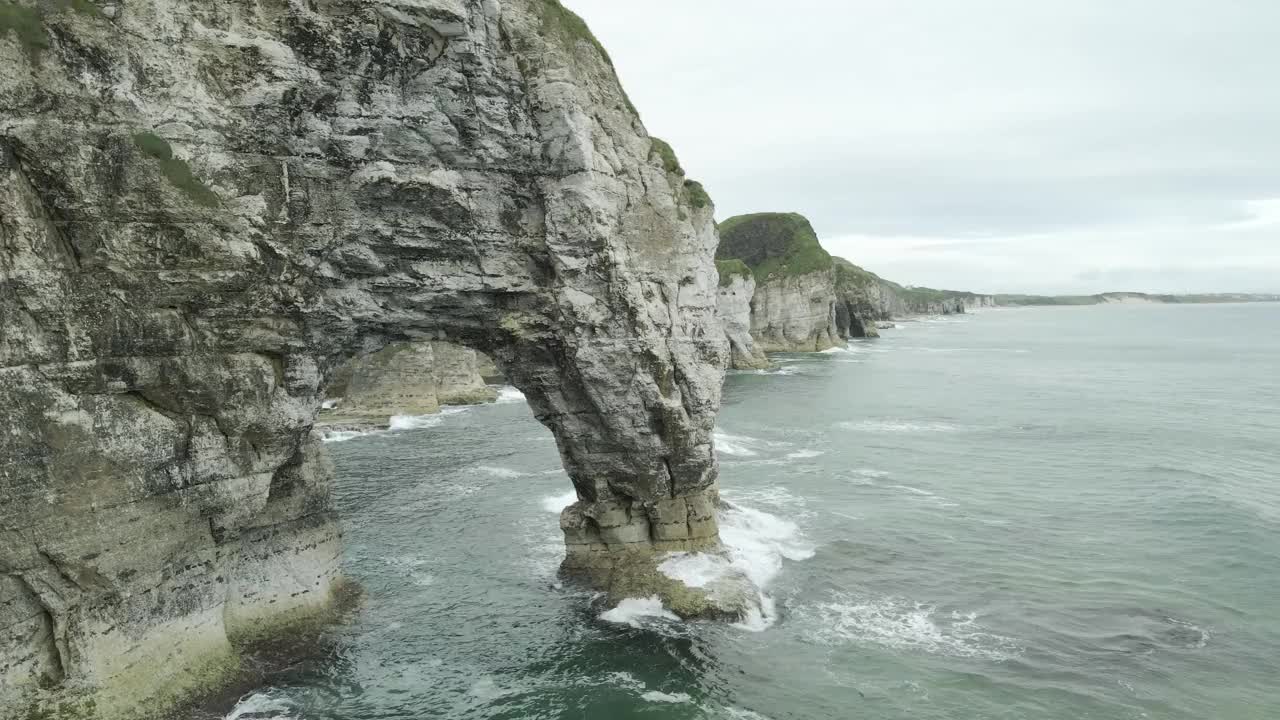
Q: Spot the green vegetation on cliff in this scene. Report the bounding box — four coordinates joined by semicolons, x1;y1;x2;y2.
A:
648;138;713;210
683;180;711;209
832;256;882;290
537;0;612;65
649;137;683;175
0;4;46;52
717;212;833;282
132;132;220;207
716;258;752;287
1;0;100;54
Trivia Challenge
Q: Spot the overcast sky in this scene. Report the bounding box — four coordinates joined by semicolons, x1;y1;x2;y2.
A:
568;0;1280;294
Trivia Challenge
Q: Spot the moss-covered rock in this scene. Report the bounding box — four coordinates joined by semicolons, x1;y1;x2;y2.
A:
716;212;833;281
0;0;102;55
132;132;220;207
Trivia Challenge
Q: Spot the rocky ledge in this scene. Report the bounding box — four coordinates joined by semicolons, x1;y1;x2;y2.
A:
0;1;746;717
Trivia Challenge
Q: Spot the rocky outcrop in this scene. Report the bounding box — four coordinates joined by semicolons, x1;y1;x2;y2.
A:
319;341;497;429
717;213;840;352
0;1;732;717
716;262;769;369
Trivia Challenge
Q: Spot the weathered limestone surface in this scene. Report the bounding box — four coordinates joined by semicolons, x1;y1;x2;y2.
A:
716;273;769;369
750;270;841;352
320;341;497;428
0;0;729;716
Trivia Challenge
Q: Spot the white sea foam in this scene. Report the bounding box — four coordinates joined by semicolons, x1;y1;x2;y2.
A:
746;364;801;376
805;593;1020;660
890;484;935;497
726;486;808;511
719;503;816;588
658;552;735;589
714;430;760;457
224;690;297;720
321;429;376;444
540;490;579;514
837;419;963;433
477;465;526;479
599;596;680;627
496;386;526;403
786;449;825;459
642;691;694;704
721;709;774;720
656;501;814;631
388;414;445;431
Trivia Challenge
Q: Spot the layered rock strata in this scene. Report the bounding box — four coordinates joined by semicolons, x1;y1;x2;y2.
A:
0;1;732;717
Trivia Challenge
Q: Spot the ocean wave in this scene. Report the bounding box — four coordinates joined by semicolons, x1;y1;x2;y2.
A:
321;429;376;444
786;449;825;459
655;500;815;631
742;364;802;376
890;484;935;497
714;430;761;456
496;386;526;404
540;490;579;514
388;414;446;431
223;690;298;720
804;593;1020;660
837;419;966;433
642;690;694;704
476;465;527;479
599;596;680;627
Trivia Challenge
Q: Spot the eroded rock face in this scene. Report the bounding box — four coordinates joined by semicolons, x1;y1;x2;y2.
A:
716;273;769;370
750;270;841;352
0;1;727;716
320;341;498;428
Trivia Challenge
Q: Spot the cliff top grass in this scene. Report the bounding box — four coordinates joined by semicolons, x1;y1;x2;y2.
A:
533;0;639;117
716;258;751;286
649;137;683;175
683;179;711;209
537;0;612;65
716;212;832;282
832;256;883;290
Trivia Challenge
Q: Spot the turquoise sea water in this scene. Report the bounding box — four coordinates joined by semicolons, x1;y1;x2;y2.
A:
220;303;1280;720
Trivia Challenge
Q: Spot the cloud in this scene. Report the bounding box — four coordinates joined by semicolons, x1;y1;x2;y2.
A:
567;0;1280;293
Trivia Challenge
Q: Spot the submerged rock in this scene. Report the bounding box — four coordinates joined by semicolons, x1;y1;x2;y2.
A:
0;1;729;717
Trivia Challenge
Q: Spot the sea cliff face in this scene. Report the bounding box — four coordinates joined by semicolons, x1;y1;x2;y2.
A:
716;213;841;354
750;270;841;352
320;341;497;429
0;1;729;717
714;214;994;357
716;269;769;369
